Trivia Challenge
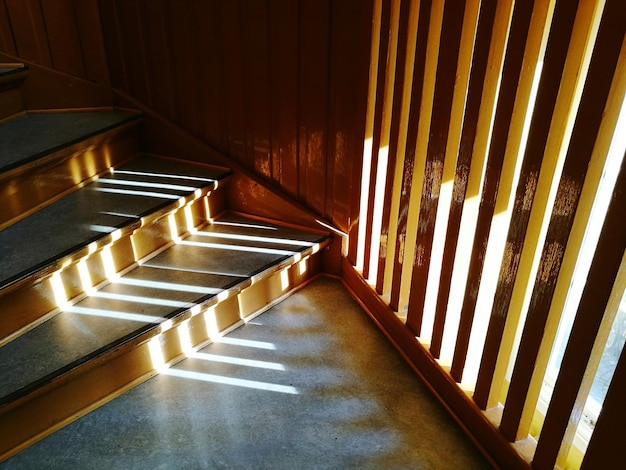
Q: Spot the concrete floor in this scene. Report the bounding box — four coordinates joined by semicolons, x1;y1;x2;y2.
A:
2;277;491;469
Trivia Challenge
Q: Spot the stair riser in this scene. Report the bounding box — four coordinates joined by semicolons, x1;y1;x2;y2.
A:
0;65;27;121
0;89;23;122
0;254;322;462
0;190;227;346
0;121;141;229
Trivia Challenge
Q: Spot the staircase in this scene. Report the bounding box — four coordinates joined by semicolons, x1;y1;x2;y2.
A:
0;64;330;461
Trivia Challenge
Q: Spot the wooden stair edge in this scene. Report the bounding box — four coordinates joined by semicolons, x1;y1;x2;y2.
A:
0;52;114;111
0;116;143;230
0;63;28;91
111;90;345;259
0;248;328;463
0;176;230;346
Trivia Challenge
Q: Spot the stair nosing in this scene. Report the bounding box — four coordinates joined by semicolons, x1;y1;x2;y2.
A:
0;236;329;410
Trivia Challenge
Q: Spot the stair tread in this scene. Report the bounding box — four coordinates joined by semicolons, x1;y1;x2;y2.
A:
0;154;231;289
0;212;327;403
0;110;139;173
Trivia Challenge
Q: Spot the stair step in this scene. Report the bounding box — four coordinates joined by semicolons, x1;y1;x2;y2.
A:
0;109;143;228
0;64;27;121
0;154;232;345
0;212;329;460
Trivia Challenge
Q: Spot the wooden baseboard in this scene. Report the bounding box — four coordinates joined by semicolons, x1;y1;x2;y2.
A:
340;258;530;470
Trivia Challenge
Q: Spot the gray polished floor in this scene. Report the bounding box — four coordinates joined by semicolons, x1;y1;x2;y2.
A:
2;277;491;469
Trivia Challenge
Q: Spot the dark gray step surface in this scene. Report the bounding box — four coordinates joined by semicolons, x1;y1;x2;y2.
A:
1;277;490;470
0;155;231;288
0;212;327;404
0;110;139;173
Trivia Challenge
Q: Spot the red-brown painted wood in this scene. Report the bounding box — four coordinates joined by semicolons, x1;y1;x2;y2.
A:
326;0;372;232
499;0;619;442
452;0;535;385
298;0;330;217
582;336;626;468
406;0;467;336
4;0;52;66
0;1;17;56
365;0;400;283
220;0;248;165
531;1;626;466
269;0;299;198
242;0;272;179
534;155;626;469
40;0;85;78
388;0;432;312
193;0;229;155
431;0;498;358
73;0;110;84
98;1;127;91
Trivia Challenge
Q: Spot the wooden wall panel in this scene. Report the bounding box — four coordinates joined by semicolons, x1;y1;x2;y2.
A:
0;1;16;56
1;0;108;84
0;0;372;232
298;0;330;216
4;0;52;67
40;0;85;77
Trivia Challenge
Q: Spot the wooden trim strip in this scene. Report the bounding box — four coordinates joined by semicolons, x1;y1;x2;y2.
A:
341;258;530;470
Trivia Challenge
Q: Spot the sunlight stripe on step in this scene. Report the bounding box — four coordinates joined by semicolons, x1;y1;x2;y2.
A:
178;240;295;256
188;352;286;370
194;231;317;247
91;291;196;309
162;368;298;394
113;277;222;295
66;306;166;323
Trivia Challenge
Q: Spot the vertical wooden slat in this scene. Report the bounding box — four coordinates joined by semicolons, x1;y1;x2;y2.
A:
220;0;247;164
500;0;616;442
117;0;150;105
431;0;498;358
325;0;372;232
170;0;201;135
298;0;329;216
363;0;401;284
40;0;85;78
405;0;466;335
388;0;435;312
4;0;52;66
242;0;271;179
475;0;581;416
269;0;299;198
0;0;17;55
73;0;110;84
350;0;383;268
366;0;420;294
98;0;127;91
582;330;626;468
367;0;407;283
533;156;626;469
143;0;176;120
450;0;535;384
532;9;626;470
194;0;228;154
